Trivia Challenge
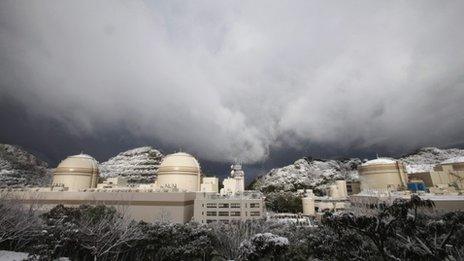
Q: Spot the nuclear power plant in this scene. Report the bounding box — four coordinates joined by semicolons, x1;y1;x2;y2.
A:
350;156;464;214
1;152;265;224
2;149;464;224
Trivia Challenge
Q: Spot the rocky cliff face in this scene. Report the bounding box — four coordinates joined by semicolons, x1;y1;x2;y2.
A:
0;144;51;187
99;146;164;183
251;157;362;193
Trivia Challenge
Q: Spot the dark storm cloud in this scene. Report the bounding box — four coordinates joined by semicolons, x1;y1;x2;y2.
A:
1;0;464;164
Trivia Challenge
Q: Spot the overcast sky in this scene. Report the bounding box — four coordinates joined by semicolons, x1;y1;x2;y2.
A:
1;0;464;179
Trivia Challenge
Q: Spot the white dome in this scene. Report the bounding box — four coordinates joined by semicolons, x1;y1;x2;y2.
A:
52;153;99;189
156;152;201;191
158;152;200;170
362;158;396;166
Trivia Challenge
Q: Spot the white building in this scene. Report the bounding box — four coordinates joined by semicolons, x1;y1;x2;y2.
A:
195;162;265;223
221;163;245;195
194;191;265;224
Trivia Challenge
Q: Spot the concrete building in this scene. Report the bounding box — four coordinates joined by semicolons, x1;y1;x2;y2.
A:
326;180;348;199
156;152;201;192
5;151;267;224
221;163;245;195
52;154;99;190
194;162;265;223
346;181;361;195
200;177;219;193
358;158;408;191
193;191;264;224
301;181;350;217
5;189;196;223
97;176;129;188
407;157;464;194
350;191;464;213
302;189;315;216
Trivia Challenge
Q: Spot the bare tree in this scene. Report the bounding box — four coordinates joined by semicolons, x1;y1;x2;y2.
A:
0;192;40;249
208;220;279;260
77;207;143;261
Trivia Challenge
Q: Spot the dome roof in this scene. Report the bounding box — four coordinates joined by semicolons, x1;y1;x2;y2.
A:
158;152;200;170
362;158;396;166
55;153;99;172
441;156;464;165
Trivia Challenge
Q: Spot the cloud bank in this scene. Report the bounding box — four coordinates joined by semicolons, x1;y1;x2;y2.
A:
1;0;464;163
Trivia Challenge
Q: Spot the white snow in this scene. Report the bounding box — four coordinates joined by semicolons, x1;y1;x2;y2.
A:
0;144;50;187
252;157;361;192
99;146;163;183
441;156;464;164
252;147;464;194
362;158;396;166
0;250;29;261
401;147;464;173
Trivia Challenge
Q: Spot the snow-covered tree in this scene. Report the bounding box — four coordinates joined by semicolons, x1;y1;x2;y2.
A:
238;232;289;261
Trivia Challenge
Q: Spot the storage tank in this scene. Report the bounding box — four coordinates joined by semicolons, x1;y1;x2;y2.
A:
156;152;201;192
328;184;340;198
52;154;99;190
358;158;408;191
302;190;315;216
336;180;348;198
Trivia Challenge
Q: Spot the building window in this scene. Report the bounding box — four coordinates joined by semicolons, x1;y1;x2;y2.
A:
230;211;241;217
230;203;241;208
206;203;217;208
250;211;260;217
250;203;260;208
206;220;217;223
206;211;217;216
218;211;229;216
218;203;229;208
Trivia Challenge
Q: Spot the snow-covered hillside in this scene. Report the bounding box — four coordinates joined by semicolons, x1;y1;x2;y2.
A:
0;144;51;187
99;147;163;183
251;157;361;192
400;147;464;173
251;147;464;194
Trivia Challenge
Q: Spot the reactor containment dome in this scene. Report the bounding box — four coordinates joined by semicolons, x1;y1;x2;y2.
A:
52;153;99;190
358;158;408;191
156;152;201;192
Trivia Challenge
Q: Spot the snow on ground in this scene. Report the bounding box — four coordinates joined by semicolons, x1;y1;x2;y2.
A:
0;250;29;261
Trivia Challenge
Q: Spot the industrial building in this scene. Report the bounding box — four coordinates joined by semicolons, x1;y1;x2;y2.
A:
409;157;464;194
4;152;265;224
358;158;408;191
193;163;265;223
301;180;349;217
193;191;264;224
351;156;464;213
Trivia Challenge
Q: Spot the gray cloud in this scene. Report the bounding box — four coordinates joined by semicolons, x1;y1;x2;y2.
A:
1;0;464;163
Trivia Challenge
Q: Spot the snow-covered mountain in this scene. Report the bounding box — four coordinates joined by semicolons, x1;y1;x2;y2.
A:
99;146;163;183
400;147;464;173
251;157;362;192
0;144;51;187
